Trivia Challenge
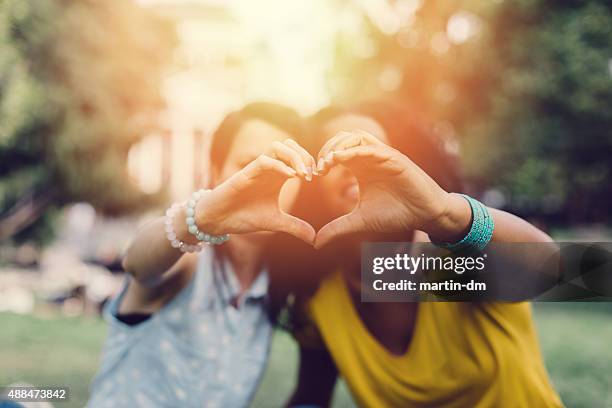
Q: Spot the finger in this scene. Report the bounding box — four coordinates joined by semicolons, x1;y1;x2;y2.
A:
271;212;316;244
314;211;366;249
315;145;379;177
283;139;317;179
317;130;383;163
317;131;376;175
332;145;382;163
245;154;297;181
268;141;309;179
317;131;359;163
325;146;389;177
354;129;386;146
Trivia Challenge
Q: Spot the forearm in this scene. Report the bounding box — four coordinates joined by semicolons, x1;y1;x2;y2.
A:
488;207;553;243
427;193;553;244
425;193;559;285
122;207;196;287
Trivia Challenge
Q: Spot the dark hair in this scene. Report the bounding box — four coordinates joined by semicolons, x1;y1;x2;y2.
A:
356;100;463;193
209;102;306;175
309;100;463;193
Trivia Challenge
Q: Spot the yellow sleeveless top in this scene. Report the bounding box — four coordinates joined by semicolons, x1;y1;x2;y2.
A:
304;272;563;408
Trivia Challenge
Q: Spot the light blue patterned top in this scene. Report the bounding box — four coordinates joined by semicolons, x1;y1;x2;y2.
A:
88;247;273;408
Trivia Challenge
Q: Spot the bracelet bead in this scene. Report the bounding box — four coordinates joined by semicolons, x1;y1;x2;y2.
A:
163;202;203;253
431;194;494;252
185;189;229;246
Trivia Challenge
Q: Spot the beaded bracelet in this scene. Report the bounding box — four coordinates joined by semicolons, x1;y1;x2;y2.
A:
185;189;229;246
432;194;494;252
164;202;203;253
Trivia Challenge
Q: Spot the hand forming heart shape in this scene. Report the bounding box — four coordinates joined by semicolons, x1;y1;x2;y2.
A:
311;130;457;248
195;130;465;248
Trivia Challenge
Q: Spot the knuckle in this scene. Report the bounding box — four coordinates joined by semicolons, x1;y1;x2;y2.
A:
241;165;258;181
256;154;271;167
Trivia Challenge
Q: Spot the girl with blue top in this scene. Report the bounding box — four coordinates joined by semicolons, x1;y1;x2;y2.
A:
88;103;318;408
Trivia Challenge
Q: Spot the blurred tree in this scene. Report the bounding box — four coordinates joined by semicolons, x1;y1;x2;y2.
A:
0;0;176;244
331;0;612;224
466;0;612;224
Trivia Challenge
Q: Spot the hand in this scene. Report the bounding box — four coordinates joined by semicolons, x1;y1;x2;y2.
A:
314;130;471;248
195;139;317;244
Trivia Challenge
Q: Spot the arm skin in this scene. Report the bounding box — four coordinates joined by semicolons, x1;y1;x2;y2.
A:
117;212;199;313
121;140;317;309
314;130;555;248
121;209;196;289
425;192;555;245
287;132;559;404
287;346;338;408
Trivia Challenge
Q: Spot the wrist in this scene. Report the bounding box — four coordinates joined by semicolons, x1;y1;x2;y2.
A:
172;206;199;245
424;192;472;243
194;189;226;236
164;202;203;253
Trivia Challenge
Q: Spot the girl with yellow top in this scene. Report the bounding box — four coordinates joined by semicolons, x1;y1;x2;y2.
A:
287;101;563;408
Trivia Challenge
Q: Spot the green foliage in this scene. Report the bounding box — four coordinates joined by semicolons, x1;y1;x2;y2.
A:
0;0;176;244
332;0;612;224
467;0;612;221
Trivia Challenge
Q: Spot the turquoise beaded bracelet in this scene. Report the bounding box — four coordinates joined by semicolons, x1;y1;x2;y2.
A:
185;189;229;246
432;194;494;252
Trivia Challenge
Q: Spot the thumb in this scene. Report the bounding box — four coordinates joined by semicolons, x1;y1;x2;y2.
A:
314;211;365;249
271;212;316;245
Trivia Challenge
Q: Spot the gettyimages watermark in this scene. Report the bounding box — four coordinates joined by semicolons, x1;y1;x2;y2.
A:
361;242;612;302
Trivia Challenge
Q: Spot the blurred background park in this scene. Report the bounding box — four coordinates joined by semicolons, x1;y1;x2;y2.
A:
1;0;611;406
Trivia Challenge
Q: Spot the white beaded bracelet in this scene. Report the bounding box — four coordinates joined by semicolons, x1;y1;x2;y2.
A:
185;189;229;246
164;202;203;253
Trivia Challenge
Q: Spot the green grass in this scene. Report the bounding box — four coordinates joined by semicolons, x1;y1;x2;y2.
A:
0;313;107;407
1;303;611;407
531;303;612;408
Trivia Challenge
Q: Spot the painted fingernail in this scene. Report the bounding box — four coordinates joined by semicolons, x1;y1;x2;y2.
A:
299;163;308;176
325;152;334;162
306;167;313;181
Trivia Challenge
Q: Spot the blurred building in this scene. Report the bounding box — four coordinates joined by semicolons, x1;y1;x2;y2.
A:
129;0;338;200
